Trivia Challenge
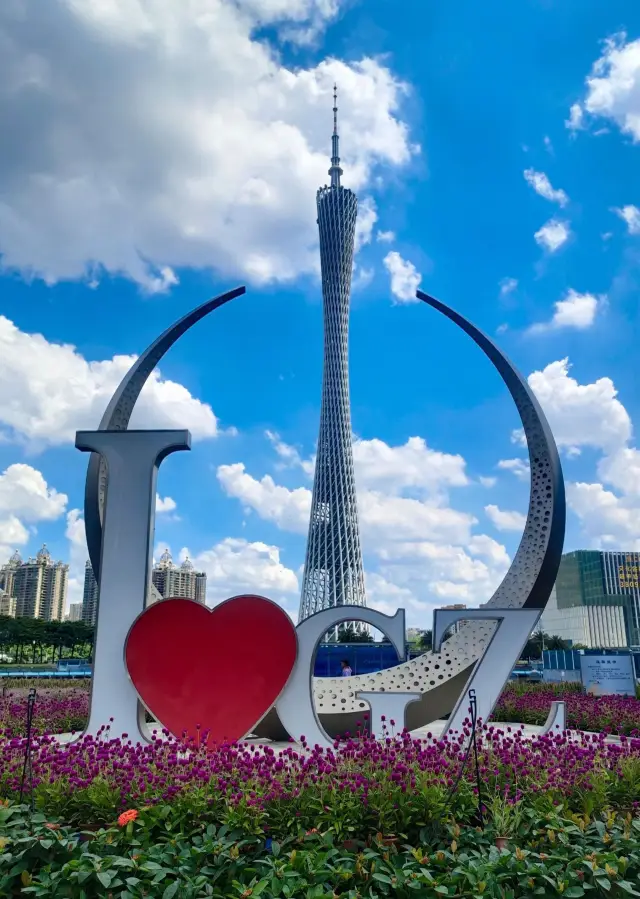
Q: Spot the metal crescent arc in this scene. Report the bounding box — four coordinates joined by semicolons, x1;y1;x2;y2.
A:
415;290;566;610
84;285;246;579
257;290;567;739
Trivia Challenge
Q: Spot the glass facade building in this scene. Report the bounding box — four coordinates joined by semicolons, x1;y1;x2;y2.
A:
554;550;640;646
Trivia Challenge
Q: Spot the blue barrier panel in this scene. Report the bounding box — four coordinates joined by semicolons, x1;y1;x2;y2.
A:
314;643;404;677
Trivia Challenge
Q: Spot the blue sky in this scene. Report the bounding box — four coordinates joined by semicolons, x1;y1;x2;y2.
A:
1;0;639;623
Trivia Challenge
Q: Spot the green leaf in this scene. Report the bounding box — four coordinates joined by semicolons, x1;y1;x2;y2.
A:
372;873;392;884
564;889;585;898
618;883;640;896
270;840;281;858
162;883;179;899
96;872;112;889
435;888;450;896
143;861;163;871
595;878;611;892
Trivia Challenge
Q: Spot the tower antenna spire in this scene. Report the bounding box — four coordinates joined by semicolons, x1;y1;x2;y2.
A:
329;83;343;188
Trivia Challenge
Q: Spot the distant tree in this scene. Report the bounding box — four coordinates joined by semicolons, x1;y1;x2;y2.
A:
546;634;570;650
419;629;433;651
521;629;569;659
337;626;373;644
0;616;94;665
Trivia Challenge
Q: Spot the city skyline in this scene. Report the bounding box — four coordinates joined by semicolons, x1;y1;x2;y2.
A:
0;1;639;630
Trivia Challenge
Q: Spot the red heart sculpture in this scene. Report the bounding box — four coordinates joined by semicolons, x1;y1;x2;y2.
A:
125;595;297;745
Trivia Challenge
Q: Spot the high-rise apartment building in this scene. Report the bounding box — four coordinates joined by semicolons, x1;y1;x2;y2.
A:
1;546;68;621
540;550;639;648
82;560;100;626
299;87;367;631
82;557;166;626
67;602;83;622
151;549;207;603
0;592;16;617
0;550;21;600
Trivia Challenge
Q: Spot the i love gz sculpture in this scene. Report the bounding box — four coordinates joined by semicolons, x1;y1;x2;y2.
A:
74;286;565;749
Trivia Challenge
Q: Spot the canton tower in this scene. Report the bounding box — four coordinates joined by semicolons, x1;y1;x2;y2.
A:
298;87;367;627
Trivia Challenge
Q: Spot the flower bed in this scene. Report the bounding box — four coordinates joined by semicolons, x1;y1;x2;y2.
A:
2;729;640;897
4;686;640;896
2;727;640;835
494;682;640;736
0;689;88;738
2;716;640;897
5;680;640;740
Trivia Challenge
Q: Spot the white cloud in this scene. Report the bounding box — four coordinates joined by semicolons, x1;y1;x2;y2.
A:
567;483;640;550
0;463;67;522
184;537;299;606
484;504;527;532
352;436;468;495
264;433;469;497
0;516;30;559
0;1;414;289
525;359;631;453
358;491;475;546
0;462;68;590
534;219;571;252
467;534;511;569
156;494;177;514
237;0;340;44
217;460;476;547
265;430;315;476
614;205;640;235
528;289;601;334
479;476;497;488
365;572;425;624
524;169;569;207
566;102;584;131
497;458;530;482
499;277;518;297
354;197;378;251
376;230;396;243
352;265;374;290
0;316;219;448
597;447;640;498
376;538;509;606
217;463;312;533
383;251;421;302
569;34;640;142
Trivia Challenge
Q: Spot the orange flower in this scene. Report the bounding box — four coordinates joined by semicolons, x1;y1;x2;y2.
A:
117;809;139;827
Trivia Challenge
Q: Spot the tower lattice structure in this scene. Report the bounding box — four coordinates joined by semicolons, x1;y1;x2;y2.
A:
298;87;367;630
